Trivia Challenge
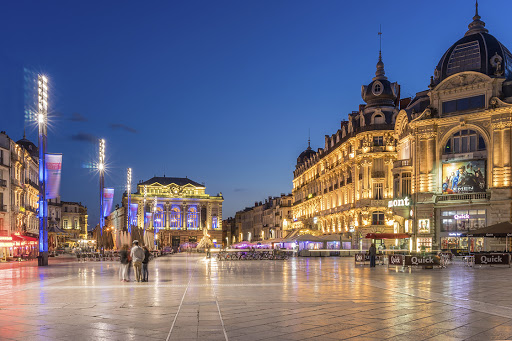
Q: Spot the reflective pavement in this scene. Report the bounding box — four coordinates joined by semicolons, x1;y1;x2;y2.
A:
1;254;512;340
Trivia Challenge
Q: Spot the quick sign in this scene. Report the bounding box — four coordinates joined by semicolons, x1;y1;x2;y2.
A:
404;255;440;266
355;253;370;262
454;214;470;220
388;197;410;208
388;255;404;265
474;254;511;265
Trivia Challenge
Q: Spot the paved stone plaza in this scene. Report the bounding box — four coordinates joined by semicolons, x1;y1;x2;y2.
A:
1;254;512;341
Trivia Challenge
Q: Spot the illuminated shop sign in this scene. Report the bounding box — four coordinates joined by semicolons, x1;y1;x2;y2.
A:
442;160;486;194
448;232;462;236
454;214;470;220
388;197;410;208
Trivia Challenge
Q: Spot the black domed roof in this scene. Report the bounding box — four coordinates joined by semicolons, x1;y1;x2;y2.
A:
297;145;315;165
361;52;398;108
434;5;512;85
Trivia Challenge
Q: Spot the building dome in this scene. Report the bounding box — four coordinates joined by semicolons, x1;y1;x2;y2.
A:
433;3;512;85
361;52;398;108
297;143;315;165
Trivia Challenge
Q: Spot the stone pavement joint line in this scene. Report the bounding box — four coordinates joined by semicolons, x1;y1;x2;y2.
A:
165;258;199;341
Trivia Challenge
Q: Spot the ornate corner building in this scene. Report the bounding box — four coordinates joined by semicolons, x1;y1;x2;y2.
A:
292;5;512;252
123;176;223;249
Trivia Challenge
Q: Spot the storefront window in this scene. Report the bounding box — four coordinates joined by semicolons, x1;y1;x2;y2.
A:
441;236;484;252
441;209;486;231
417;237;432;252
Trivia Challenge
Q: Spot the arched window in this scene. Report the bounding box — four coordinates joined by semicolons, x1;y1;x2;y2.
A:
187;206;198;229
444;130;486;154
170;206;181;229
153;205;164;228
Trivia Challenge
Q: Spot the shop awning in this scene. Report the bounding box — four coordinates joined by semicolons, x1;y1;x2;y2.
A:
365;233;411;239
461;222;512;237
293;234;323;242
317;234;351;242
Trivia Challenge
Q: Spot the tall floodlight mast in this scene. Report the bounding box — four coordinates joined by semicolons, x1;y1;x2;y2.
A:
143;185;147;233
37;75;49;266
153;196;157;250
99;139;105;236
127;168;132;233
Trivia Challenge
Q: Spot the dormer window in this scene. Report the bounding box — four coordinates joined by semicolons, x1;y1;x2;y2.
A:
372;81;383;96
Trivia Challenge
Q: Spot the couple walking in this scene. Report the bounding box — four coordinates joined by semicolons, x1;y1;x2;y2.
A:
119;240;151;282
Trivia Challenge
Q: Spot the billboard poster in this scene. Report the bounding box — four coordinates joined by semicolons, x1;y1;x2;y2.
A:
442;160;485;194
102;188;114;218
45;153;62;199
129;203;138;227
418;219;430;234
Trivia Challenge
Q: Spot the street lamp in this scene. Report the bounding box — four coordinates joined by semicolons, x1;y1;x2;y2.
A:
126;168;132;233
38;75;49;266
99;139;105;236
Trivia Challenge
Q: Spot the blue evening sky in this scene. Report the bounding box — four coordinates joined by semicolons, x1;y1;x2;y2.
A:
1;0;511;227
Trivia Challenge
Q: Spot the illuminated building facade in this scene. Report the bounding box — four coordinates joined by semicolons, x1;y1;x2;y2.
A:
235;194;293;243
293;5;512;252
123;176;223;249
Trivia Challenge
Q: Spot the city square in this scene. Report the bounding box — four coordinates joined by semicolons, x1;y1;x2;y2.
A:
2;0;512;340
1;254;512;341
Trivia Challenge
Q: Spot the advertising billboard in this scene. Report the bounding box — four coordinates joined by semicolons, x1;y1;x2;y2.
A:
129;203;138;227
45;153;62;199
102;188;114;218
418;219;430;234
442;160;485;194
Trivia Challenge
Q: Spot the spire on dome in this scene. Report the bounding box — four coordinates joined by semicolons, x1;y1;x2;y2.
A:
373;26;387;80
465;0;489;36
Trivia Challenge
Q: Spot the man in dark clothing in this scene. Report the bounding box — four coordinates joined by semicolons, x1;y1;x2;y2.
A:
142;246;151;282
369;243;377;267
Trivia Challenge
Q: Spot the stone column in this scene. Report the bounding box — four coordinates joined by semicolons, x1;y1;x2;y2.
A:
206;202;212;230
182;203;187;230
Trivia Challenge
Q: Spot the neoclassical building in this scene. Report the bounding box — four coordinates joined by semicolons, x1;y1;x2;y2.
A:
123;176;223;249
292;4;512;252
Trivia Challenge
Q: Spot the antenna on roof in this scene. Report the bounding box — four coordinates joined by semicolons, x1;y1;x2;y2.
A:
308;128;311;148
163;165;165;177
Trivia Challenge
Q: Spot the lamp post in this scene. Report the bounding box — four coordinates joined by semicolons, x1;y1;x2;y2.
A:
37;75;49;266
98;139;105;237
153;196;157;250
126;168;132;233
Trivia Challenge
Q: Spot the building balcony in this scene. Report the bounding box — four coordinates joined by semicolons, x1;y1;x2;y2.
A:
0;205;6;212
436;192;490;203
25;178;39;190
393;159;412;168
0;179;6;187
11;178;22;188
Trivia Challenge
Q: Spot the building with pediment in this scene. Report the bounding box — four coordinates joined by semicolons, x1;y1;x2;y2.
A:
122;176;223;249
292;3;512;252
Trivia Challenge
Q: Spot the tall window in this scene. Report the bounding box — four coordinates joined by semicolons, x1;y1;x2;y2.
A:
373;183;383;200
212;216;218;229
154;205;164;228
63;220;68;229
401;172;411;196
187;206;199;229
372;212;384;225
170;206;181;229
444;130;486;154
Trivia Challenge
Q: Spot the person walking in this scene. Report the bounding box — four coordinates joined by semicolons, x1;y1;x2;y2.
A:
130;240;145;282
369;243;377;268
119;244;130;282
142;246;151;282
